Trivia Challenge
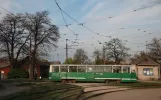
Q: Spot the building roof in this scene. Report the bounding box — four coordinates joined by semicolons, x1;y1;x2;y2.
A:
0;61;10;68
50;61;61;64
132;55;159;66
0;57;51;68
18;56;52;67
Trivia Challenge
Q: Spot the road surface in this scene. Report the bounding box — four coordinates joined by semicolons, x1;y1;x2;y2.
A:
88;88;161;100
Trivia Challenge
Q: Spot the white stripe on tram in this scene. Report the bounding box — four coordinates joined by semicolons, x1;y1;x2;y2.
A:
95;78;137;80
95;78;121;80
122;78;137;80
61;77;86;79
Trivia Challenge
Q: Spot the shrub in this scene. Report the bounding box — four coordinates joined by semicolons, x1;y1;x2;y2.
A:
8;68;29;79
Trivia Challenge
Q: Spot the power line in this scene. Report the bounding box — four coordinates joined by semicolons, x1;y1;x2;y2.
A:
66;26;77;35
54;1;161;39
54;0;111;38
55;0;67;25
54;1;160;54
55;0;77;37
133;2;161;11
53;3;161;27
54;0;161;42
0;6;15;16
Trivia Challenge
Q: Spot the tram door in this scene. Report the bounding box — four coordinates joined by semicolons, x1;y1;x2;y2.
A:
94;66;104;82
86;66;95;81
50;66;60;81
59;66;68;79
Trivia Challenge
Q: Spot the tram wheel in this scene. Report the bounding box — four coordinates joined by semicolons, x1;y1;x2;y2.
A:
104;80;110;83
72;80;76;83
115;80;121;83
61;79;66;83
67;80;72;83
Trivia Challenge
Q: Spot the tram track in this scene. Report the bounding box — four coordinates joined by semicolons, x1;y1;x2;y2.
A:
75;83;131;100
6;83;83;100
36;87;82;100
21;83;130;100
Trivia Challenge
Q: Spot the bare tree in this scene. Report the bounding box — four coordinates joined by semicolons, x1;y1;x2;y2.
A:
73;48;88;64
93;49;103;64
0;14;30;68
130;51;146;62
147;38;161;64
24;11;60;79
105;38;130;64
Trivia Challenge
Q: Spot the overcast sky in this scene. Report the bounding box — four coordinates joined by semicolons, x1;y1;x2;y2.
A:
0;0;161;63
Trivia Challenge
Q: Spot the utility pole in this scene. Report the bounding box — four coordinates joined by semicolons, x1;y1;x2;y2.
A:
103;45;105;65
64;39;74;64
146;41;147;54
66;39;68;64
57;53;59;61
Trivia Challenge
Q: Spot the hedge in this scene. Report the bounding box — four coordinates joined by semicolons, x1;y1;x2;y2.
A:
8;69;29;79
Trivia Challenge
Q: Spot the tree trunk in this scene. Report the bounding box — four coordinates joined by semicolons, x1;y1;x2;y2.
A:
29;49;36;80
29;63;33;80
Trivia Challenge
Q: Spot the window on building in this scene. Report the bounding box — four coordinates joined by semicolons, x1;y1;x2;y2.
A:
104;66;112;72
60;66;68;72
95;66;104;72
158;68;160;77
143;68;153;76
78;66;86;72
69;66;77;72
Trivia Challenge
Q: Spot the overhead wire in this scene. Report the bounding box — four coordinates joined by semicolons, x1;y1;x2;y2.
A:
53;2;161;27
55;0;79;47
54;0;111;38
133;2;161;11
54;0;161;40
55;0;76;35
54;1;161;55
0;6;16;16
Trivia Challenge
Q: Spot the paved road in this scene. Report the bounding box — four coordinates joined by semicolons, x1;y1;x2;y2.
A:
88;88;161;100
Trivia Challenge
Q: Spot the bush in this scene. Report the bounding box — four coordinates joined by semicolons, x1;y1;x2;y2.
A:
8;69;29;79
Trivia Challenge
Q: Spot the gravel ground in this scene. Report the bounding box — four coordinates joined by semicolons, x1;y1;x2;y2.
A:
88;88;161;100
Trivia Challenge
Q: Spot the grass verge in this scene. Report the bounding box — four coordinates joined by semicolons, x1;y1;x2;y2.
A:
0;82;83;100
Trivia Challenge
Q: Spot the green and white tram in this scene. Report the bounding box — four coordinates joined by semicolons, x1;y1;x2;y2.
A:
49;64;137;83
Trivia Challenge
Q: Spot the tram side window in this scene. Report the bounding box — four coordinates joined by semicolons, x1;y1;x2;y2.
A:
113;66;121;73
78;66;86;72
87;66;95;72
53;66;59;72
104;66;112;72
95;66;104;72
69;66;77;72
123;66;130;73
60;66;68;72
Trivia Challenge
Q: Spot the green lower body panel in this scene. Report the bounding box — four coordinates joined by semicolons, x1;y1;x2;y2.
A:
49;72;137;82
